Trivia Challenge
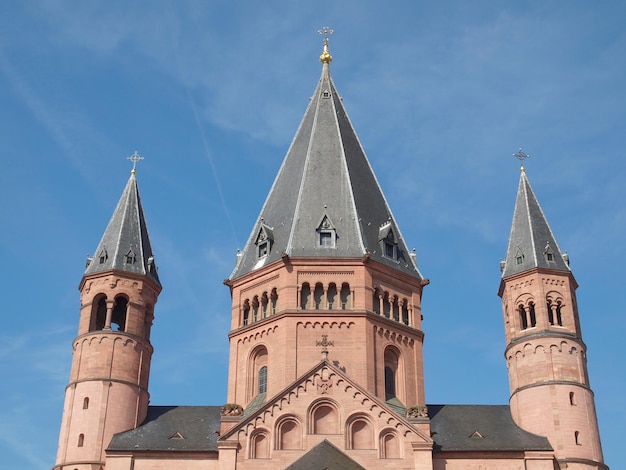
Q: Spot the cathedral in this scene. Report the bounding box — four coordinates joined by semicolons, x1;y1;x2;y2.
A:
53;35;607;470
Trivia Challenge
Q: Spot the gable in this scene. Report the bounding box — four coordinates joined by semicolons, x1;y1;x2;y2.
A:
219;360;432;468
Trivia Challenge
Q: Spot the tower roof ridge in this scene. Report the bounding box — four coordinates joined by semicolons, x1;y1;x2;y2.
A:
84;171;161;286
229;55;422;281
501;168;570;278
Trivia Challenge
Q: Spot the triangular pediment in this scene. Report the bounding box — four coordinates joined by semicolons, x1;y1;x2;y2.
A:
219;360;431;465
285;439;365;470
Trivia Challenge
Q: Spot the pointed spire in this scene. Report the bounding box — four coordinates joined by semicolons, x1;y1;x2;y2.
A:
85;161;160;286
230;37;422;281
501;166;570;278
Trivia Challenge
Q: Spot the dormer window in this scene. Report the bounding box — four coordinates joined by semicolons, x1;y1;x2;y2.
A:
98;248;108;264
515;247;524;265
322;89;330;99
255;222;274;259
379;223;398;260
125;249;136;265
544;242;555;262
317;215;336;248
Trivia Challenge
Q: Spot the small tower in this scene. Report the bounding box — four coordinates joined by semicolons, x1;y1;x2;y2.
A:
498;158;606;470
54;158;161;470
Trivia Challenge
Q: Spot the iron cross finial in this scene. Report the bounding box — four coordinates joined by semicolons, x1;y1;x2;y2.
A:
127;151;144;174
316;334;334;360
513;148;530;163
318;26;334;42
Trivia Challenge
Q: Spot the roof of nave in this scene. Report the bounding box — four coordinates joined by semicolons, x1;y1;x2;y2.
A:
84;169;161;286
501;167;570;279
428;404;552;452
229;41;423;282
108;406;221;452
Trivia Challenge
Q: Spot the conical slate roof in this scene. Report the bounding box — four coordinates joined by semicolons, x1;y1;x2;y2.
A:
230;60;422;281
84;170;160;286
501;168;570;278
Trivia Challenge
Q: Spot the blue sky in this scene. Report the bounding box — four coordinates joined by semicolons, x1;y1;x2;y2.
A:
1;1;624;468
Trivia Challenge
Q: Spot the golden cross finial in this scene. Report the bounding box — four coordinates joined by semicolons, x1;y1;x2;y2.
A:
127;151;144;174
318;26;334;64
513;147;530;171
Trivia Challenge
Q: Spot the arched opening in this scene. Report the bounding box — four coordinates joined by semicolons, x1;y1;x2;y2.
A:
243;299;250;326
327;283;337;309
111;296;128;332
380;430;400;458
261;292;269;319
340;283;350;310
252;296;259;322
392;296;400;321
311;402;339;435
556;301;563;326
91;295;107;331
82;397;89;410
547;300;555;325
519;305;528;330
77;434;84;447
383;291;391;318
569;391;576;406
575;431;581;445
373;289;381;315
301;283;311;310
314;283;324;309
528;302;536;327
401;299;409;325
250;430;270;458
348;416;373;449
276;417;301;450
270;288;278;314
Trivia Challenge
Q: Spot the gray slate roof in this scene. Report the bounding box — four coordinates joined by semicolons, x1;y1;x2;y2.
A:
229;63;422;281
428;404;552;452
285;439;366;470
108;406;221;452
84;171;160;286
501;168;570;278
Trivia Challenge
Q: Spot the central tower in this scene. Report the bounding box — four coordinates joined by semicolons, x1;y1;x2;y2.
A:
224;34;429;419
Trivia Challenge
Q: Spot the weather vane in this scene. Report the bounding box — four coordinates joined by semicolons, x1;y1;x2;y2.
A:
127;151;144;174
513;148;530;166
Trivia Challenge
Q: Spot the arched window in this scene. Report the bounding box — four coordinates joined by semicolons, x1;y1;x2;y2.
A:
340;283;350;310
301;283;311;310
111;296;128;332
401;299;409;325
91;295;107;331
528;302;536;327
258;366;267;394
555;301;563;326
261;292;268;319
519;305;528;330
243;299;250;325
270;288;278;314
383;291;391;318
390;296;398;321
82;397;89;410
248;345;268;400
569;391;576;406
373;289;381;315
327;283;337;309
77;434;84;447
547;300;555;325
384;347;401;401
252;296;260;322
575;431;581;445
314;283;324;309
